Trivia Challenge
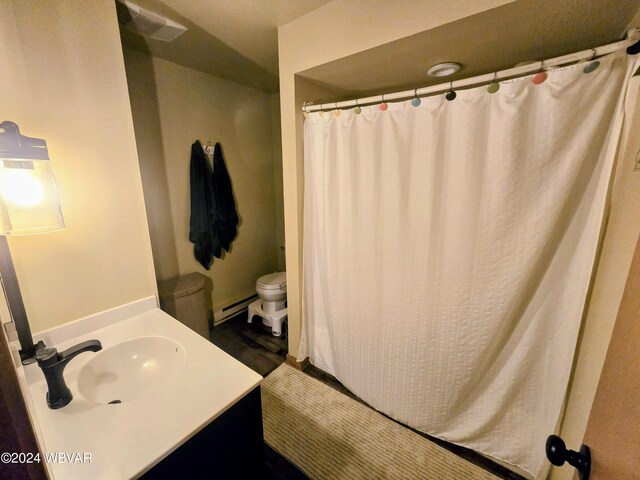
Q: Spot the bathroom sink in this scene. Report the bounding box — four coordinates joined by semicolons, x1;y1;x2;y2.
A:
77;336;186;404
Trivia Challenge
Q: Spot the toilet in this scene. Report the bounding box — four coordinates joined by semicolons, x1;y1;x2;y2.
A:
248;271;287;336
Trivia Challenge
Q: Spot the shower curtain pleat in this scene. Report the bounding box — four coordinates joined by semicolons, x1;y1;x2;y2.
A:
299;50;639;478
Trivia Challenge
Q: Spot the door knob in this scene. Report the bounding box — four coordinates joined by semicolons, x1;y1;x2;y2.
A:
546;434;591;480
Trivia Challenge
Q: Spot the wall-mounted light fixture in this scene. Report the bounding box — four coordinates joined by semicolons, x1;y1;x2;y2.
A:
0;121;64;363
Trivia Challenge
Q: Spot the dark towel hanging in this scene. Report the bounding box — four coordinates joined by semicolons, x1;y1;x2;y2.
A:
189;140;238;269
189;141;217;269
211;142;239;258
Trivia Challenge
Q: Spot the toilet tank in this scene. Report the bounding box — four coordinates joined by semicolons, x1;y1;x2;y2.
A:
158;273;212;339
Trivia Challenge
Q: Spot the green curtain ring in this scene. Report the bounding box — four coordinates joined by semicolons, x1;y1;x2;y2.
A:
487;73;500;94
354;99;362;115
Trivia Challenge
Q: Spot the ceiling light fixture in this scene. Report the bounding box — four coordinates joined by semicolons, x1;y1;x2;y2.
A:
427;62;462;78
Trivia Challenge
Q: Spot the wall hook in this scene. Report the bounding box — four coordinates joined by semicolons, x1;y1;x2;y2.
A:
546;435;591;480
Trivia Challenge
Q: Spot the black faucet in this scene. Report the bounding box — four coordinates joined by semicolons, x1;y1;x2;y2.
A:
35;340;102;409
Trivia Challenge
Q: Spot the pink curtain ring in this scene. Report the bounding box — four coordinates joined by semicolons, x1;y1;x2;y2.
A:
532;61;548;85
380;94;388;111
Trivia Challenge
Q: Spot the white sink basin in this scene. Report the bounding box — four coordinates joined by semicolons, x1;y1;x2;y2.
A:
77;336;186;404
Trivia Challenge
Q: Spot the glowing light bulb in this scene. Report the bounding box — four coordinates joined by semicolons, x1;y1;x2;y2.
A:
0;168;45;207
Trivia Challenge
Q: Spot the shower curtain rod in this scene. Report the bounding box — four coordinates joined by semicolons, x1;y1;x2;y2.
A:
303;29;640;113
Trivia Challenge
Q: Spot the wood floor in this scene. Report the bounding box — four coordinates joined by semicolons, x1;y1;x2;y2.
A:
210;313;526;480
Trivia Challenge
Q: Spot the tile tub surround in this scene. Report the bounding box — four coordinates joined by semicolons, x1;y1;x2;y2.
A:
12;298;262;479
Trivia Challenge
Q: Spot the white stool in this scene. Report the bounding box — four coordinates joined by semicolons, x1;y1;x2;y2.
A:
248;298;288;337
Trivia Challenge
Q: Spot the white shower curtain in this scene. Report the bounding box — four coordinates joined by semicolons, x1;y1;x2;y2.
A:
300;50;638;478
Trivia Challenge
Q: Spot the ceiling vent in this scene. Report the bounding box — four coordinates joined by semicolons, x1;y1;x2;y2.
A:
116;0;187;42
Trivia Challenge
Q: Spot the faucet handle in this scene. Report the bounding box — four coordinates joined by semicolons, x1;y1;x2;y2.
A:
35;347;59;367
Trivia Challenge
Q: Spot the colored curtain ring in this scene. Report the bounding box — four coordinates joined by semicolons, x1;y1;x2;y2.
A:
411;89;421;107
487;73;500;94
354;99;362;115
531;61;548;85
584;50;600;73
531;71;548;85
333;102;341;117
380;94;388;111
445;81;457;101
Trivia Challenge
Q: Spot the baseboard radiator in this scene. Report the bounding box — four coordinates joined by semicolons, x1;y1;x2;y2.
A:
213;294;258;325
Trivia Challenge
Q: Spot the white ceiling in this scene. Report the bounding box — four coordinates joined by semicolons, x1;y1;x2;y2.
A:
119;0;332;92
160;0;333;76
119;0;640;95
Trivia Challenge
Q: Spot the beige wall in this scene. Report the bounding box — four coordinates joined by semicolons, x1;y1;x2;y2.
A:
582;221;640;479
271;94;286;271
550;77;640;480
123;49;278;311
124;50;180;282
0;0;157;333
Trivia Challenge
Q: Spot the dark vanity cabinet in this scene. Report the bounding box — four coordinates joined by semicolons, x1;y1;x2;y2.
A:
141;387;264;479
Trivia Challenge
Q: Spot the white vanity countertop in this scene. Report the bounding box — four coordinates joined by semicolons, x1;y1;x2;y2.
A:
17;298;262;479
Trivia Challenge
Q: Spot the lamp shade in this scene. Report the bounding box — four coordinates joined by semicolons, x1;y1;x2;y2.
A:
0;122;64;235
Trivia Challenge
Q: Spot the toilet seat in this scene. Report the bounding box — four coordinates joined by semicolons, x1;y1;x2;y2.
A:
257;272;286;291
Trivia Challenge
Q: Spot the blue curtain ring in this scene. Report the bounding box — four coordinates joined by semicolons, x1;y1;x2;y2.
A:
583;61;600;73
